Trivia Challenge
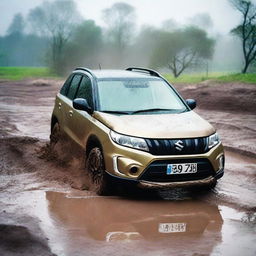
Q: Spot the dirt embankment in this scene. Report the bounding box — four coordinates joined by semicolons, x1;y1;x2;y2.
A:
176;81;256;114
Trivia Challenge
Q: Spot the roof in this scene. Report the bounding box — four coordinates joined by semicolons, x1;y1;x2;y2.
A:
94;70;159;79
73;68;161;80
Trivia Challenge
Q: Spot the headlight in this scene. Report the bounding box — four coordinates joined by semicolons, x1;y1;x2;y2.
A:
110;130;149;152
208;132;220;149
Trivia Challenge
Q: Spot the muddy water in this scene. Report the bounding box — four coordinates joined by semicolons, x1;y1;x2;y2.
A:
8;188;252;256
226;150;256;165
218;150;256;209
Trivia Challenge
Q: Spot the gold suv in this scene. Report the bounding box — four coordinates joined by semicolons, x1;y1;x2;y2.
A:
50;67;224;195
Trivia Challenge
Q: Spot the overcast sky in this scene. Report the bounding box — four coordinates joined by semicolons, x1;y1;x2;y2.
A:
0;0;250;36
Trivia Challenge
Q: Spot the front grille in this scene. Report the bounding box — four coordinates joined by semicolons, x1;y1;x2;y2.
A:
139;158;214;182
146;137;208;155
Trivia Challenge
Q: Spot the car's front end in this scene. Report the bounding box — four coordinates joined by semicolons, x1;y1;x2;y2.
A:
93;111;224;190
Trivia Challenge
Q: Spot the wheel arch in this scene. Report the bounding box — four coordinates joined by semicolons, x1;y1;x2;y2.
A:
86;135;103;157
51;115;59;132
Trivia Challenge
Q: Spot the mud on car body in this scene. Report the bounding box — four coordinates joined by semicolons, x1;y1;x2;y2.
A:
50;67;224;195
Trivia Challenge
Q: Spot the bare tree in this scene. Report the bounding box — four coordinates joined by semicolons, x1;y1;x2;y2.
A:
230;0;256;73
151;27;215;78
167;49;198;78
102;2;136;61
28;0;81;74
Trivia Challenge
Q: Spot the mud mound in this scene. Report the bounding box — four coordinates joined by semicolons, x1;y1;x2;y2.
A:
0;136;88;190
177;82;256;114
0;136;40;175
29;79;54;87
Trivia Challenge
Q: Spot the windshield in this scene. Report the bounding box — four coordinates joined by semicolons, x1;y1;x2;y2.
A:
97;78;187;114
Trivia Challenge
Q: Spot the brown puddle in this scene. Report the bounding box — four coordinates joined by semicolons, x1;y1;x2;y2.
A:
46;191;223;242
19;190;255;256
225;150;256;165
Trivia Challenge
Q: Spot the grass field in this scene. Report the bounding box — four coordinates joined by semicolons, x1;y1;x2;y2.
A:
164;72;256;84
0;67;255;84
0;67;58;80
214;73;256;84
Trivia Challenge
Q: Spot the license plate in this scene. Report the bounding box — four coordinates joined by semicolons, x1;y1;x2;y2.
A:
166;163;197;175
158;223;186;233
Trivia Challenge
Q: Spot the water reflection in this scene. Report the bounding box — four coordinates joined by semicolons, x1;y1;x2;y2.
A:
46;191;223;246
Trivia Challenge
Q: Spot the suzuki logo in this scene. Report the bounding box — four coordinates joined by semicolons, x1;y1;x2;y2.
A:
174;140;184;151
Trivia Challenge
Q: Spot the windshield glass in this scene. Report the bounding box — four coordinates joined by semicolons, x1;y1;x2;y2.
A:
97;78;187;114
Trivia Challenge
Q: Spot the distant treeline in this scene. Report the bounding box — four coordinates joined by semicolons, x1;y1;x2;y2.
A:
0;0;248;76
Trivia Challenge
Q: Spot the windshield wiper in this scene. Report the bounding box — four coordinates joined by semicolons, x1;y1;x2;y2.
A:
101;108;187;115
101;110;130;115
131;108;174;114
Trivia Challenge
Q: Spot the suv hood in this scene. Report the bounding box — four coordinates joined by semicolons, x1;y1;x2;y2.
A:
93;111;215;139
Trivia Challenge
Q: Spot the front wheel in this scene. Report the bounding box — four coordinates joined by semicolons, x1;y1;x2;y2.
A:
86;147;112;195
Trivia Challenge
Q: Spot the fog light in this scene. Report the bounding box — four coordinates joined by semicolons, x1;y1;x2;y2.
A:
219;155;224;169
130;166;138;174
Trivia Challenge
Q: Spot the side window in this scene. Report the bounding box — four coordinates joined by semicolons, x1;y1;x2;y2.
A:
60;74;73;95
66;75;82;100
76;76;93;107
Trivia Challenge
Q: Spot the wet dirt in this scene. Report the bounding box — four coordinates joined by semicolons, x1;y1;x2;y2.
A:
0;78;255;255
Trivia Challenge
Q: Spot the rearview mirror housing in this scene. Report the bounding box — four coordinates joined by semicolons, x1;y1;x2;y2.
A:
186;99;197;110
73;98;93;114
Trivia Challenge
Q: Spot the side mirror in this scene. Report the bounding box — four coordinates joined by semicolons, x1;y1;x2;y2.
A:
73;98;93;114
186;99;197;110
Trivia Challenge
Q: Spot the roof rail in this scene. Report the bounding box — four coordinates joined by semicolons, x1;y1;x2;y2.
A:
75;67;96;78
126;67;161;77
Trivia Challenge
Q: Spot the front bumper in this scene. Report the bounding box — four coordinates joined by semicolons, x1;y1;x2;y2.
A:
103;136;224;188
105;167;224;190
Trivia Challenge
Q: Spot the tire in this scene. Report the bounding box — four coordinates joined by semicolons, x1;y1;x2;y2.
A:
86;147;112;196
50;122;60;146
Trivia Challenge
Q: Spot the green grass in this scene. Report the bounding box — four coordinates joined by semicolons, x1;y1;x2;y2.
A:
0;67;255;84
164;72;256;84
0;67;58;80
214;73;256;84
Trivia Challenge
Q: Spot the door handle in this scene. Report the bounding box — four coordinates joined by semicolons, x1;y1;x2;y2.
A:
58;102;62;109
69;110;73;117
